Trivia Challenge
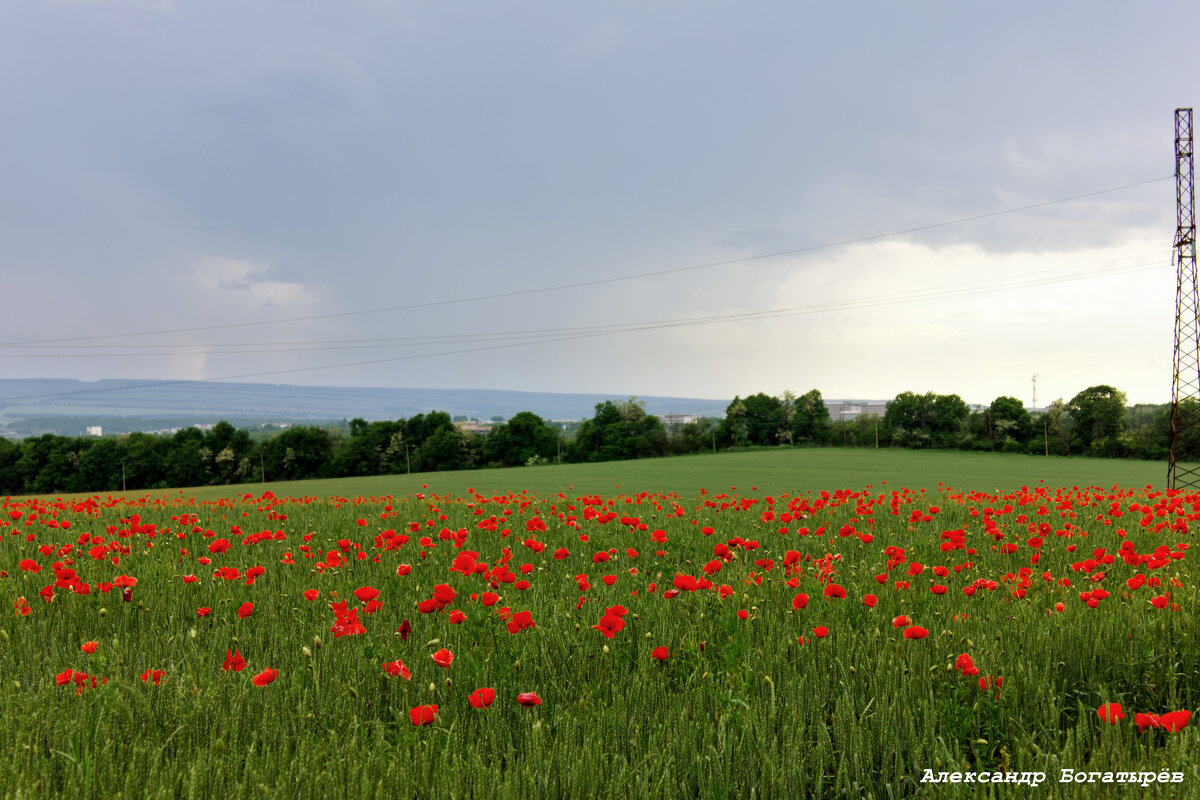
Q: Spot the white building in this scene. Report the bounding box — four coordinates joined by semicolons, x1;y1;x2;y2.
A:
823;400;888;422
86;426;103;436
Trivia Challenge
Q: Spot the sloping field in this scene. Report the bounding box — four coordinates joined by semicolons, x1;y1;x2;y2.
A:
26;447;1167;504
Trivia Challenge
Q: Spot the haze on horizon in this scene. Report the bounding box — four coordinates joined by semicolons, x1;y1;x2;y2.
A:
1;1;1196;409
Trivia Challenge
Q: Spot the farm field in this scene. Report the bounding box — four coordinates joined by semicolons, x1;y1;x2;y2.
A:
22;447;1168;505
2;449;1196;799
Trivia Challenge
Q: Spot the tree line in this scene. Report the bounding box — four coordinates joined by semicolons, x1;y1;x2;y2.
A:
0;385;1186;495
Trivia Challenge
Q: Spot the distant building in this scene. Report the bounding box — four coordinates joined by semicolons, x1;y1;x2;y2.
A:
86;426;103;436
823;400;888;422
261;422;293;429
454;421;492;435
656;413;699;426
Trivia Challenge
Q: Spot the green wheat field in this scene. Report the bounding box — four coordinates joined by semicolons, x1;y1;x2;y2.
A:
2;449;1195;799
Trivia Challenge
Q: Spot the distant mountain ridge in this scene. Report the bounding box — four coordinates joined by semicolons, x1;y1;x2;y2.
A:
0;379;732;434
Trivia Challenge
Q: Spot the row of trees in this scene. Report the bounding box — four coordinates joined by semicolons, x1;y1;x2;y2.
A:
0;384;1185;495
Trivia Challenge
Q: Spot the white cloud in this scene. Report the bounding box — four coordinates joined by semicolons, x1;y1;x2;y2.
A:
191;255;322;310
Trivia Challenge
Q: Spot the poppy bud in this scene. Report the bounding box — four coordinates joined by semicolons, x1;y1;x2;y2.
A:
122;587;133;603
99;608;107;617
302;647;312;658
313;636;322;649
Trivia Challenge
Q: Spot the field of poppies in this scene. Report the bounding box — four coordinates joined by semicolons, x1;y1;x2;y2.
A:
2;477;1197;798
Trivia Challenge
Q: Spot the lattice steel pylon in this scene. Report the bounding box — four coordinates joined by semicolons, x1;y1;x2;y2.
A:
1169;108;1199;490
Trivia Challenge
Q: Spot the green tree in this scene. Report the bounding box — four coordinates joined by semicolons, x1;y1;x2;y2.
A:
568;399;668;463
164;427;209;488
791;389;832;444
740;392;784;446
988;396;1033;446
484;411;558;467
720;398;750;448
1067;385;1127;456
262;426;334;481
0;437;21;494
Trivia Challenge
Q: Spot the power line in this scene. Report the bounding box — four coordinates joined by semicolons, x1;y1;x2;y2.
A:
0;254;1169;402
0;176;1171;348
0;251;1167;358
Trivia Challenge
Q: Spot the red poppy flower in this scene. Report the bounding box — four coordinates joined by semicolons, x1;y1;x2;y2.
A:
593;614;625;639
737;609;749;620
449;610;467;624
1136;712;1160;732
237;602;254;619
1158;710;1191;732
141;668;164;685
892;615;911;628
506;609;535;634
813;626;829;639
197;607;212;618
382;660;411;680
353;586;380;603
409;704;438;726
398;619;412;641
862;594;878;608
468;687;496;709
792;593;809;610
18;559;41;573
1097;703;1124;724
517;691;542;707
223;649;246;672
430;648;454;668
303;589;320;601
650;646;669;661
252;667;277;687
903;626;929;639
81;641;97;654
823;584;846;599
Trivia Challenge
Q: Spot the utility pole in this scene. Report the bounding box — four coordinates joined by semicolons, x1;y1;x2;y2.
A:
1170;108;1200;490
406;444;411;475
1031;374;1038;410
122;463;126;492
261;453;266;484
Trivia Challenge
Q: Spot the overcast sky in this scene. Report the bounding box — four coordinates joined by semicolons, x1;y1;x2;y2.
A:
1;1;1195;407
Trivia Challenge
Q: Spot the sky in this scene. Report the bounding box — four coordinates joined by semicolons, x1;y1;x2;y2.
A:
1;1;1195;408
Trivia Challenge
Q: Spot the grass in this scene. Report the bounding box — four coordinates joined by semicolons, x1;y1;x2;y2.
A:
2;449;1194;799
24;446;1169;504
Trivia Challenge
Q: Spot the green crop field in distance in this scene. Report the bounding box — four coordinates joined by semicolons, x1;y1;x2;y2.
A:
21;448;1167;504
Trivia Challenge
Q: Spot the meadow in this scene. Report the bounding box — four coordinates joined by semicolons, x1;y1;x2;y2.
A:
1;449;1195;799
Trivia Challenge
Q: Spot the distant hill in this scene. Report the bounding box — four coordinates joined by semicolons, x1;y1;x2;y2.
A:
0;379;732;436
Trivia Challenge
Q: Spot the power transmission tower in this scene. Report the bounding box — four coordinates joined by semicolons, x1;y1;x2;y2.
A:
1170;108;1199;490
